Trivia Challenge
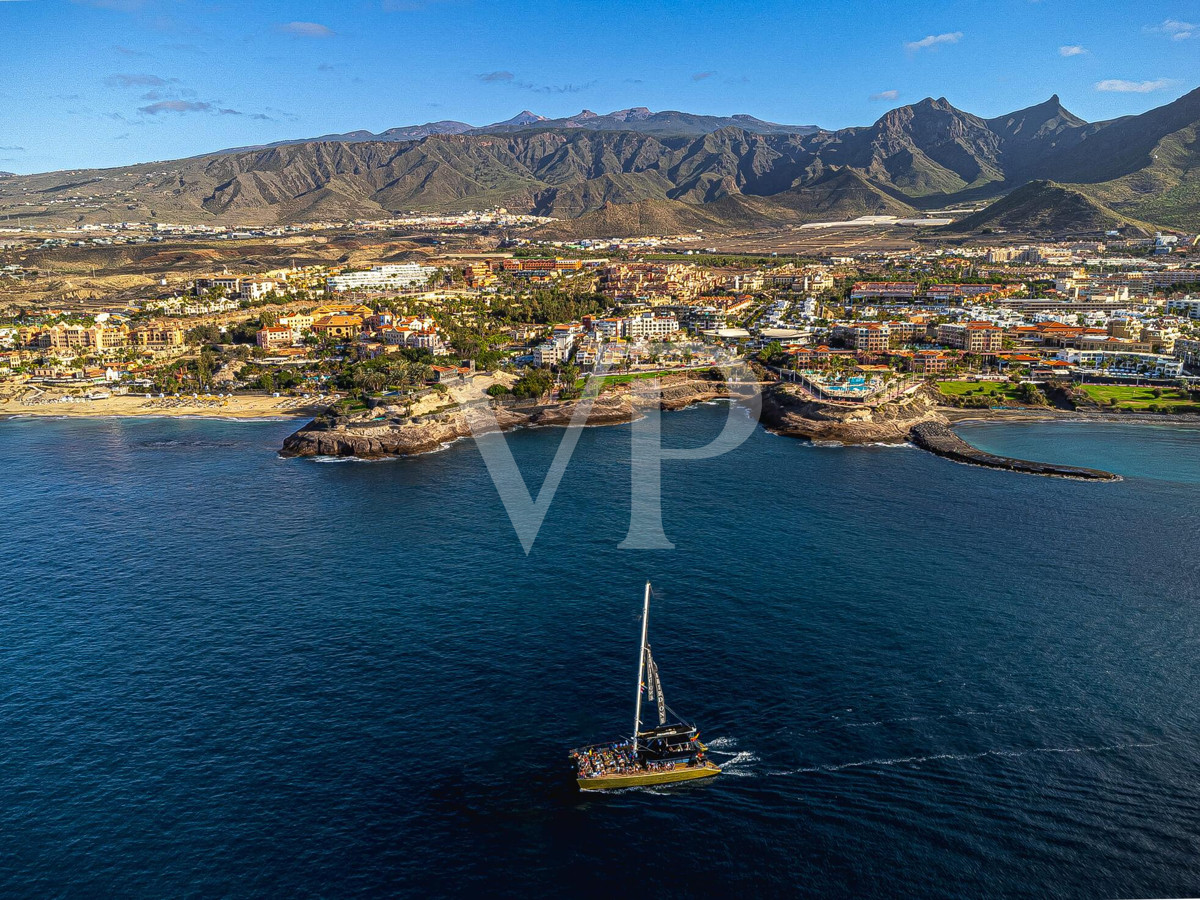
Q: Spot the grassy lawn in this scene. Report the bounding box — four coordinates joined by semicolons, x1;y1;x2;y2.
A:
1081;385;1200;410
937;380;1021;401
575;369;698;389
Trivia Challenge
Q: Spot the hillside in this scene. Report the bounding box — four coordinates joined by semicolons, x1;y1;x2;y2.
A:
940;181;1150;235
532;198;734;238
2;88;1198;235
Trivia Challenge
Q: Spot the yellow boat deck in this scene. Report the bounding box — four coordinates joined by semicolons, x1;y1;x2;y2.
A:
576;760;721;791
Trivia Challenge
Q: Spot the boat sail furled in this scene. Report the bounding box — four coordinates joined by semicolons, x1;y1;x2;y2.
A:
570;581;721;791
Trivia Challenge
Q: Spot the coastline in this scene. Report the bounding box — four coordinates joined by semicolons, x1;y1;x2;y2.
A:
279;375;738;459
9;383;1198;483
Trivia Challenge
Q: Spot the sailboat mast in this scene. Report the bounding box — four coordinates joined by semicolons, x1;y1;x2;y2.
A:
633;580;651;753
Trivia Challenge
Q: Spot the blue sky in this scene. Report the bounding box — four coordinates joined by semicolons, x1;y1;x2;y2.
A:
0;0;1198;173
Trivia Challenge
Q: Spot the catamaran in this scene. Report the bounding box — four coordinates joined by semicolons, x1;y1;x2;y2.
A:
570;581;721;791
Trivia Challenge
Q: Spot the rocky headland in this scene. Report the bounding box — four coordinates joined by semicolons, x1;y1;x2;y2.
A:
280;375;1126;482
759;383;946;444
279;375;734;459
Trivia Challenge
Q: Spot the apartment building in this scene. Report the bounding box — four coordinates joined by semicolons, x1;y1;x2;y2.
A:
937;322;1002;353
850;282;918;302
600;263;713;303
326;264;436;293
256;326;295;350
852;324;891;353
1059;349;1184;378
31;322;184;354
533;334;575;367
910;351;951;374
1166;297;1200;319
1174;338;1200;368
130;324;185;352
626;312;680;340
279;313;314;334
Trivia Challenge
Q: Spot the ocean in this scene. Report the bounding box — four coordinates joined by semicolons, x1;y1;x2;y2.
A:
2;409;1199;898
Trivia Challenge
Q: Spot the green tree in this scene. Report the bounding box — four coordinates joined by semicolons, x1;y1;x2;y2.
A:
558;363;581;386
186;323;221;346
511;367;554;400
196;348;215;389
756;340;786;367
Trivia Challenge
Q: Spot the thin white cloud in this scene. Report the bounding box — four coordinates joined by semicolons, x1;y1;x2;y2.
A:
1059;45;1087;57
869;90;899;102
1145;19;1195;40
1094;78;1176;93
106;73;175;87
278;21;335;38
904;31;962;52
138;100;251;116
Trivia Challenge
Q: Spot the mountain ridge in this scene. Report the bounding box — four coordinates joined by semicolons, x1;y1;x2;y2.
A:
939;180;1153;235
209;106;822;156
3;88;1199;234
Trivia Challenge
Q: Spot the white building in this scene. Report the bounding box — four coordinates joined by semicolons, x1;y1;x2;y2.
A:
1166;297;1200;320
627;312;679;339
592;317;627;340
1059;349;1184;378
533;334;576;367
1174;338;1200;368
242;279;279;301
327;264;437;293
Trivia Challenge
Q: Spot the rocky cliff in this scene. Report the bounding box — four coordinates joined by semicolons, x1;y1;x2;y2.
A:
759;384;946;444
279;377;732;459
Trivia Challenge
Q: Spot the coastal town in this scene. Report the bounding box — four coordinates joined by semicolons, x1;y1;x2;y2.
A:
3;217;1200;423
9;0;1200;893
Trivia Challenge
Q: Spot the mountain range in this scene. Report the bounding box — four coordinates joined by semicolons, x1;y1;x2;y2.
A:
213;107;820;154
2;90;1198;235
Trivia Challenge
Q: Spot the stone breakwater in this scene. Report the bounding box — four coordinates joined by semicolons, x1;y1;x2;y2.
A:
279;378;733;459
908;421;1121;481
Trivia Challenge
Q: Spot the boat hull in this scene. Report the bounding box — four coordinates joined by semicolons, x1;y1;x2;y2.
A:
577;762;721;791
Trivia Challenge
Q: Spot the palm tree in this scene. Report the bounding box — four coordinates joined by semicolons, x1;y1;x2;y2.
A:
559;363;580;386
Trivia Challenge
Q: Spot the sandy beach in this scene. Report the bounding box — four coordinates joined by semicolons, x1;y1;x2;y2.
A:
0;391;337;420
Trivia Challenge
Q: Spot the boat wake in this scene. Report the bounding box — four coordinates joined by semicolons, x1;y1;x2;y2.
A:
703;736;738;750
827;704;1086;731
715;750;759;777
703;739;759;777
771;740;1166;776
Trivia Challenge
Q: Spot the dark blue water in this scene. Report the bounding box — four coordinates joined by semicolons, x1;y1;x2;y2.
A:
3;410;1200;898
